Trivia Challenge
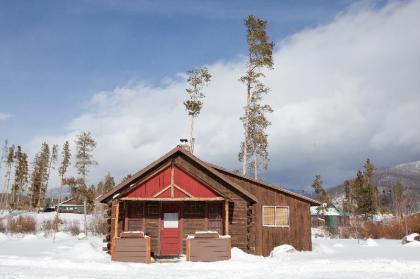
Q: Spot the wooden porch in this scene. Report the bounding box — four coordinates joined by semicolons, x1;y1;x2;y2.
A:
110;199;230;257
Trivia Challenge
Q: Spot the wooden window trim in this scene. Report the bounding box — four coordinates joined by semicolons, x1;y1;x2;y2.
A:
262;206;290;227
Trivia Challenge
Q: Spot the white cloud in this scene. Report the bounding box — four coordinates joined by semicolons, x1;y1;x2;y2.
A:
0;112;13;121
28;1;420;189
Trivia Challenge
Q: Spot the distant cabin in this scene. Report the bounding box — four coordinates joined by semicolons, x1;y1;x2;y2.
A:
311;205;350;230
56;198;84;214
98;146;320;257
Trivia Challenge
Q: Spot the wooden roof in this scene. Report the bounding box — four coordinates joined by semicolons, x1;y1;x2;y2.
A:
97;146;319;206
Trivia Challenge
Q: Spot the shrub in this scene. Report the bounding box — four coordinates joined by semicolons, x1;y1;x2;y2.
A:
63;220;81;236
89;215;108;236
42;215;61;236
0;220;5;233
7;216;36;234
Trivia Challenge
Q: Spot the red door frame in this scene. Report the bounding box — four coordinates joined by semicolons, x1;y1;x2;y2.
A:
160;203;182;256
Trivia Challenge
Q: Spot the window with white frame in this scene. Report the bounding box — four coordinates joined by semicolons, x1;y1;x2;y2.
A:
263;206;289;227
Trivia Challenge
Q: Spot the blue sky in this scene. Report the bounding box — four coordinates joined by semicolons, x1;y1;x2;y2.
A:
2;0;418;190
0;0;353;143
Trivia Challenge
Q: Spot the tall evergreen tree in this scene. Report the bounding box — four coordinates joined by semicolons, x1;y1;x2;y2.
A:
11;148;28;209
2;145;15;209
0;140;8;207
30;143;50;208
96;172;115;196
363;158;378;213
72;132;97;202
239;15;274;178
311;175;331;215
342;179;354;214
37;142;50;207
184;67;211;153
58;141;71;205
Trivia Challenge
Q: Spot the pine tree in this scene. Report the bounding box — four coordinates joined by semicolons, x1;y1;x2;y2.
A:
75;132;97;184
184;67;211;153
11;149;28;209
311;175;331;215
58;141;71;205
102;172;115;194
363;158;378;213
96;172;115;196
37;142;51;207
121;174;132;184
392;180;404;217
2;145;15;209
30;143;50;208
72;132;97;202
239;15;274;177
0;140;8;208
342;179;354;214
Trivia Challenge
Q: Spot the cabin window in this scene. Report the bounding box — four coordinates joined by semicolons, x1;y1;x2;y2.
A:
263;206;289;227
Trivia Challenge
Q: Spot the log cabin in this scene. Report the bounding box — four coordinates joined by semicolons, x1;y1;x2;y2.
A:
98;146;320;257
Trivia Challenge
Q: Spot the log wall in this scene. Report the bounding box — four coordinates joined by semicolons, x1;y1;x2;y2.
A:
218;172;312;256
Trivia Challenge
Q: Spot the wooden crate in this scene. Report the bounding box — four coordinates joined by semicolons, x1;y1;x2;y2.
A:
186;237;231;262
111;236;151;264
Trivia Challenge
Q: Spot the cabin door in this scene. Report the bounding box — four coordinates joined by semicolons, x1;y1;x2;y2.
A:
160;203;181;256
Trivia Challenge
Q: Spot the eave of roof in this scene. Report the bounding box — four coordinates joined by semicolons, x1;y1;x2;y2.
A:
208;163;321;206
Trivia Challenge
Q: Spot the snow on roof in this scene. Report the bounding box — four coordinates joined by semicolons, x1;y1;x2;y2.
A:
310;206;341;216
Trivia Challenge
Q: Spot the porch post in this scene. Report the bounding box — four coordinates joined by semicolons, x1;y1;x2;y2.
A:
114;200;120;238
224;200;229;235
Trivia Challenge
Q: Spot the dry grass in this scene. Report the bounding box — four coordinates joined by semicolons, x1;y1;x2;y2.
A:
0;220;5;233
41;215;61;236
339;213;420;239
63;220;81;236
7;216;36;234
88;215;108;236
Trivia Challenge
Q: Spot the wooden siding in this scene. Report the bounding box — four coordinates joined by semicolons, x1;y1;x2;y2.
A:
114;237;151;263
186;237;231;262
218;172;312;256
126;167;171;198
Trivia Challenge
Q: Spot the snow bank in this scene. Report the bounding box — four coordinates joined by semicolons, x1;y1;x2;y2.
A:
270;245;296;258
402;233;420;244
63;241;106;262
0;232;8;242
405;241;420;247
363;238;379;247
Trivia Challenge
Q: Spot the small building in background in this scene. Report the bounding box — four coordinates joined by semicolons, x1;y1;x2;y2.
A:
56;198;84;214
311;205;350;231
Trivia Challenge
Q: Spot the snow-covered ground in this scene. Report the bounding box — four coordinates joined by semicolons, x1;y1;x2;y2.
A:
0;232;419;279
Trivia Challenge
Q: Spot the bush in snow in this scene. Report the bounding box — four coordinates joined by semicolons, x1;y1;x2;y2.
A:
7;216;36;234
63;220;81;236
0;220;5;233
88;214;108;236
41;215;61;236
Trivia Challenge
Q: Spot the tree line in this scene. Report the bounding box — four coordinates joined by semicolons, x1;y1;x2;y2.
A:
312;158;417;221
0;132;115;211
